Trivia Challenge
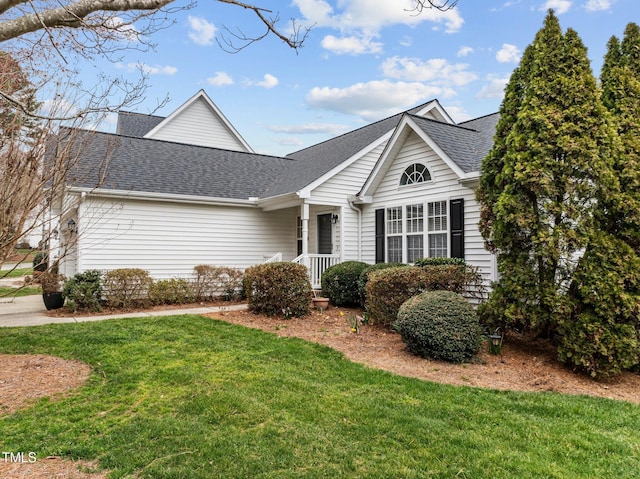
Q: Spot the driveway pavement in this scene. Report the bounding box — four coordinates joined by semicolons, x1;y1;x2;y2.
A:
0;295;248;328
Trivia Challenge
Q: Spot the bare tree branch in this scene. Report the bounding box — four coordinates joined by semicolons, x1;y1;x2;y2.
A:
411;0;459;12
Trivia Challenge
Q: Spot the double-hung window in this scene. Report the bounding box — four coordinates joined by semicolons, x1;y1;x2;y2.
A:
406;204;424;263
427;201;448;257
385;201;448;262
296;217;303;256
386;206;403;263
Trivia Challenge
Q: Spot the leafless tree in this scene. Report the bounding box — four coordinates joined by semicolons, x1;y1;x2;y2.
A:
0;0;312;117
0;53;113;282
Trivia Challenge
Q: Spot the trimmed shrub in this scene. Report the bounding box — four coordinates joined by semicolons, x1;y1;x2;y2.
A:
149;278;194;306
357;262;407;307
396;290;482;363
321;261;369;307
63;270;103;312
366;264;485;327
365;267;429;327
243;262;312;317
32;252;48;272
103;268;153;309
414;257;467;267
192;265;244;301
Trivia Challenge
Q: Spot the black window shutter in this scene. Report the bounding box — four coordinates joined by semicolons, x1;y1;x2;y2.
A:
375;208;385;263
450;199;464;259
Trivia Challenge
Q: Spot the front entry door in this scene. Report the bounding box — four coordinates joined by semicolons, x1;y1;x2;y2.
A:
317;213;333;254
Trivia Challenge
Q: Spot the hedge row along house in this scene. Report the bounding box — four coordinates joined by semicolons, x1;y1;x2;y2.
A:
47;90;499;290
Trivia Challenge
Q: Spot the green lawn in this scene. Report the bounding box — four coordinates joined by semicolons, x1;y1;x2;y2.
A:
0;315;638;478
0;285;41;297
1;267;33;278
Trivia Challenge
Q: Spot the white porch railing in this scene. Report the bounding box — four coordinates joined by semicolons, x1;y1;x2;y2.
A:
292;254;341;290
263;252;283;263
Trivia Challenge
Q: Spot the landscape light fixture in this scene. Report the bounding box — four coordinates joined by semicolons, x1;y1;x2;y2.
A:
489;328;503;355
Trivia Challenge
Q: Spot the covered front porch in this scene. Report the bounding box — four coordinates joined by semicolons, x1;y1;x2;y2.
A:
260;198;351;290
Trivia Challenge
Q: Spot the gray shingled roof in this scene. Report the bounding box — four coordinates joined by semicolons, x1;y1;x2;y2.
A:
409;112;500;173
262;103;435;197
115;112;165;138
61;106;499;202
61;129;295;200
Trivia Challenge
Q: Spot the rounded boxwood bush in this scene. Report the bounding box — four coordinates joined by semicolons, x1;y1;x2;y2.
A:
395;290;482;363
63;269;103;312
321;261;368;307
243;262;312;317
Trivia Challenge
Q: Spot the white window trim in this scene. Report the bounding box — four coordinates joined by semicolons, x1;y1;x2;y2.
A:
384;198;450;263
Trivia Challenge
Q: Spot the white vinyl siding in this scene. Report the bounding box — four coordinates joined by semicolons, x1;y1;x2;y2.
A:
70;196;297;279
145;98;249;151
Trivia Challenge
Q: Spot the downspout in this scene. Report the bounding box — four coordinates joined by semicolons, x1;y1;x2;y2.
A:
348;196;362;262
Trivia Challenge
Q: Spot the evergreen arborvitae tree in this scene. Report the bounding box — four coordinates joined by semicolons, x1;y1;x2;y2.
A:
477;11;617;336
559;22;640;378
600;23;640;252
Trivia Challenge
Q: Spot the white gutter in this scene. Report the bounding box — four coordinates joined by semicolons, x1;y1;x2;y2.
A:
67;187;259;208
347;195;362;262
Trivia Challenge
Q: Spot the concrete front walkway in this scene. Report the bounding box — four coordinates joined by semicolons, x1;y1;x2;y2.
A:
0;295;247;328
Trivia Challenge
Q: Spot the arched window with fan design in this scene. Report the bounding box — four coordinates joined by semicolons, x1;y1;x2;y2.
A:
400;163;431;186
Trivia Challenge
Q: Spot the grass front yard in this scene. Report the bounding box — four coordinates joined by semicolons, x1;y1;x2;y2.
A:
0;315;638;478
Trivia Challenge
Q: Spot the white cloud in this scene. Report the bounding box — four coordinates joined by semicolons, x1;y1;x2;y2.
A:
248;73;279;88
117;62;177;75
381;56;478;86
306;80;456;121
277;137;305;147
293;0;464;55
542;0;572;14
106;16;139;41
188;16;216;46
141;64;177;75
441;105;472;123
207;72;234;86
585;0;613;11
457;46;474;57
40;98;79;119
321;34;383;55
399;36;413;47
268;123;349;135
476;77;509;100
496;44;521;63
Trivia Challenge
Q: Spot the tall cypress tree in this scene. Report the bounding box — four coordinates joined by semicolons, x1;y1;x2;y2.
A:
559;23;640;378
477;11;617;335
600;23;640;251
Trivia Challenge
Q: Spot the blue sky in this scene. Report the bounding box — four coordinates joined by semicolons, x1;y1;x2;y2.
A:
90;0;638;156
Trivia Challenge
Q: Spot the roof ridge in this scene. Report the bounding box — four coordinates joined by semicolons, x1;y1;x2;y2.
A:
457;111;500;125
67;126;297;162
118;110;166;120
286;100;438;157
407;113;480;133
